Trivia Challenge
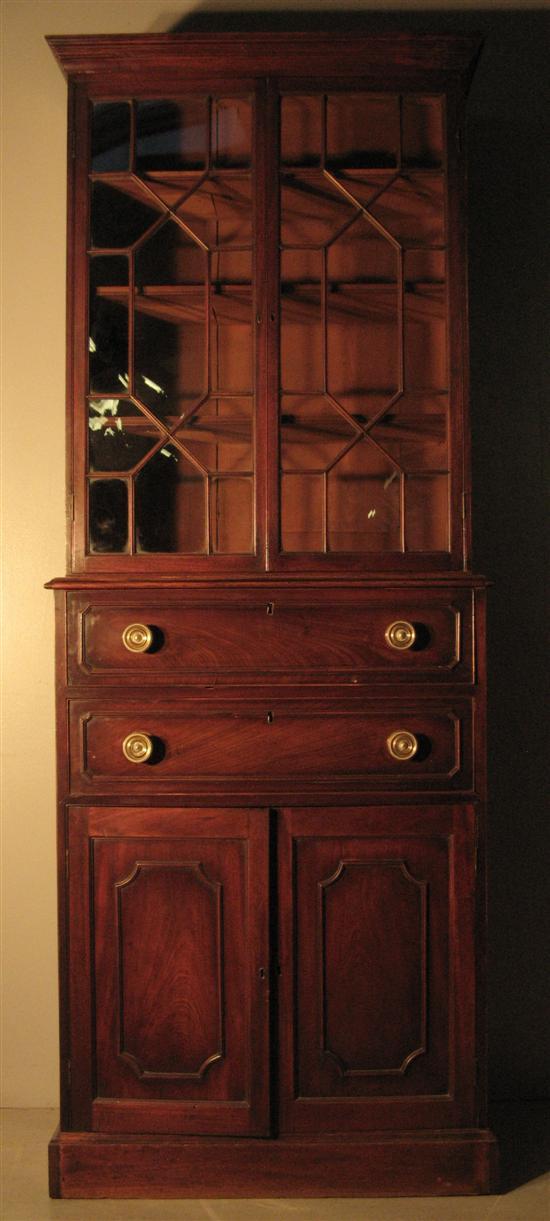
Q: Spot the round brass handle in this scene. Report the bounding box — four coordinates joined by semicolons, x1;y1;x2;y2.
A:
122;732;153;764
387;730;418;761
122;623;153;653
385;620;416;651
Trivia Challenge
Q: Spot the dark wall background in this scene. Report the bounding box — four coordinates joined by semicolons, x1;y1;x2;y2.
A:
177;7;549;1102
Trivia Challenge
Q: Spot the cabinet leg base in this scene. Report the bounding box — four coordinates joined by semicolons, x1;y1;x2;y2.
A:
49;1126;498;1198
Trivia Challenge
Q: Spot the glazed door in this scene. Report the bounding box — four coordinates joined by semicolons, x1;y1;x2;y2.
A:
273;86;463;570
79;83;265;572
67;806;270;1135
278;804;478;1132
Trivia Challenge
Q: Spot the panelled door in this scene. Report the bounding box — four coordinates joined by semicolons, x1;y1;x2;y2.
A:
67;806;270;1135
278;804;478;1133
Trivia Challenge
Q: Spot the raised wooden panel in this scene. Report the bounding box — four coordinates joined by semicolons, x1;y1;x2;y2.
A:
320;860;427;1076
67;587;474;685
70;697;473;796
67;806;270;1136
115;861;223;1080
278;804;477;1133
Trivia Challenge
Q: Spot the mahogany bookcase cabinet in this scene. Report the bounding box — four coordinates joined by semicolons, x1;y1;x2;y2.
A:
46;32;498;1198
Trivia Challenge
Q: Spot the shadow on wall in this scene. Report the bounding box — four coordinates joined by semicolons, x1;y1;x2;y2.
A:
169;6;550;1109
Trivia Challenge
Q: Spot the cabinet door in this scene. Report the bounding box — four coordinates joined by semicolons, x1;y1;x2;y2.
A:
80;86;263;571
67;806;270;1135
273;87;462;570
279;804;477;1133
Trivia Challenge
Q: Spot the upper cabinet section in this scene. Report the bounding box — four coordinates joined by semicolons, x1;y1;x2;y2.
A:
48;33;481;575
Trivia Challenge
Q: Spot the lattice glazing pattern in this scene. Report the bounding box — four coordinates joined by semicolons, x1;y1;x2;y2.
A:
88;97;254;554
279;93;449;554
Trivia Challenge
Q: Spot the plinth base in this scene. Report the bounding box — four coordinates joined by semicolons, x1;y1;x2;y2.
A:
49;1127;498;1198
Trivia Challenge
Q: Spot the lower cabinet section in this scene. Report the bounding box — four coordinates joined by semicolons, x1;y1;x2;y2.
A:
65;802;478;1143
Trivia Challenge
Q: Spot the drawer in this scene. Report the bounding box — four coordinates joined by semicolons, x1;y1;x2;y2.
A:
69;698;474;795
67;589;475;685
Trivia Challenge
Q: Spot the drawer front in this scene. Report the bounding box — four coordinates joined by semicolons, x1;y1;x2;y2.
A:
69;699;473;795
68;590;474;685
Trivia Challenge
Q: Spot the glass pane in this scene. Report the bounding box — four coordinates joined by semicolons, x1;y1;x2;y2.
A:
210;477;253;552
212;98;251;167
135;446;206;553
280;395;356;472
403;247;448;393
402;96;444;168
90;181;162;249
92;103;130;172
327;440;401;552
327;94;399;167
210;254;253;394
176;174;252;248
368;173;445;246
281;473;325;552
89;256;128;395
281;95;321;167
176;397;253;473
134;222;207;421
371;393;448;473
136;99;207;170
327;219;399;405
88;399;162;472
281;273;323;395
89;479;128;553
281;171;351;247
405;475;449;550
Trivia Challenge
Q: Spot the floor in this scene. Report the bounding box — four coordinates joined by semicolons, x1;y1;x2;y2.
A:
1;1106;548;1221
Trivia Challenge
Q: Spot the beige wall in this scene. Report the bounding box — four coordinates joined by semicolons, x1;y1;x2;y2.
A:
0;0;544;1110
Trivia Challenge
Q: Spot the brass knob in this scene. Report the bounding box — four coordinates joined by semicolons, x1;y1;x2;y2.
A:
387;730;418;761
385;620;416;651
122;623;153;653
122;732;153;764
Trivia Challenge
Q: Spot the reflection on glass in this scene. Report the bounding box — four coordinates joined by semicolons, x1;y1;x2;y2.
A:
135;447;206;553
89;479;128;552
92;103;130;172
89;256;128;395
88;400;161;472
